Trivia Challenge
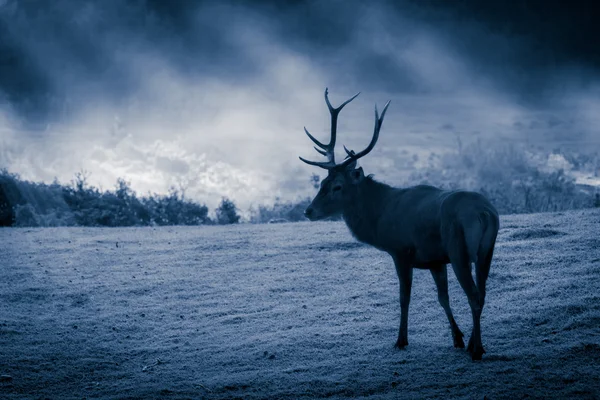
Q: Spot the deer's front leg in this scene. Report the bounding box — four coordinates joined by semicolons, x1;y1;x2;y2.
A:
392;254;413;349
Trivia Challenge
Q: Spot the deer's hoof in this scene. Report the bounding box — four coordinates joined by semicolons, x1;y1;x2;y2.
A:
454;335;465;349
394;338;408;349
467;338;485;360
470;347;485;361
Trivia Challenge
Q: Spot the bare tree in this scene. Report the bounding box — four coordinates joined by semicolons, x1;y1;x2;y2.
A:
299;88;500;361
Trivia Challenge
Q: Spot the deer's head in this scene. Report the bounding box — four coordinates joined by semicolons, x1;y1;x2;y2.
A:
300;89;390;221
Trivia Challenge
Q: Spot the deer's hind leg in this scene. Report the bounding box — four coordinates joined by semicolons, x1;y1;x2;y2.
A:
448;240;485;360
430;264;465;348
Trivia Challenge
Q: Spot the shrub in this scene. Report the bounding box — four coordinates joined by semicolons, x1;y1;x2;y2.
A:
215;197;240;225
250;197;311;223
0;169;24;226
14;204;41;227
409;140;596;214
143;189;211;226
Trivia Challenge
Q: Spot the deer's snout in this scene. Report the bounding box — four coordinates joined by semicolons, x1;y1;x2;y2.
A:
304;207;315;219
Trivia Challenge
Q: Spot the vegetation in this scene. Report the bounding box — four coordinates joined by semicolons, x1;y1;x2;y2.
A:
0;141;597;227
250;142;598;222
215;197;241;225
409;140;598;214
0;170;211;227
249;197;311;224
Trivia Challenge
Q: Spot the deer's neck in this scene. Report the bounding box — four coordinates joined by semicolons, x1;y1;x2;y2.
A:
342;178;393;247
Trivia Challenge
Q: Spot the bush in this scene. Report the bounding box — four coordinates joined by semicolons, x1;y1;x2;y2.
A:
0;169;24;226
409;140;596;214
143;189;211;226
250;197;311;223
215;197;240;225
14;204;41;227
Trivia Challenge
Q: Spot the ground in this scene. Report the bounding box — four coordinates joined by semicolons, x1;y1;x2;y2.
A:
1;208;599;399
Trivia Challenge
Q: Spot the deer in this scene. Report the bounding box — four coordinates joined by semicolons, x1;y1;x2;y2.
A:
299;89;499;360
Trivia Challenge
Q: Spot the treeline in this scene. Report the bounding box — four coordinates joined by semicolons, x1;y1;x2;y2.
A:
0;171;240;227
1;142;598;227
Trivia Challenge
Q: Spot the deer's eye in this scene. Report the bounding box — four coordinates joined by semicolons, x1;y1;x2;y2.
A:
332;185;342;192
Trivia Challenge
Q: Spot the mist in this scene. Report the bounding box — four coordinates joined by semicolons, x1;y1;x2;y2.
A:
1;0;599;211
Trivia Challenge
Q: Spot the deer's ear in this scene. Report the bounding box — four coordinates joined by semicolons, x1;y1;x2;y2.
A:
349;167;364;184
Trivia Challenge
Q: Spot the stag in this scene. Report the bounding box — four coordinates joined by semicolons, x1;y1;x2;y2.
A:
299;89;499;360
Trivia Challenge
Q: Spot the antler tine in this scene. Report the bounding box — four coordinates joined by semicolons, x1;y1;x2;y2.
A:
343;145;355;158
298;156;337;169
314;146;328;156
340;100;391;167
304;127;327;149
325;88;361;116
322;88;361;163
300;88;361;169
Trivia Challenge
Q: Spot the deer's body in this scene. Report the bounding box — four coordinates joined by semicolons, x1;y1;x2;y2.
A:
299;89;499;360
343;181;498;265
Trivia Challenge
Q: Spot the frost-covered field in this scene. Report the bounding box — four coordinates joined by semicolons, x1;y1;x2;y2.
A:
1;209;599;399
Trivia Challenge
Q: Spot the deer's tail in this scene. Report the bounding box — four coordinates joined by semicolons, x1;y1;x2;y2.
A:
462;210;499;265
460;209;499;306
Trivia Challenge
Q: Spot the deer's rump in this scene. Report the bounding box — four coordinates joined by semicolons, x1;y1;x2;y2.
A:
376;186;499;266
440;190;499;264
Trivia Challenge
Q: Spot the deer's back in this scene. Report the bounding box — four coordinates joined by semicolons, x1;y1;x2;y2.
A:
375;185;498;263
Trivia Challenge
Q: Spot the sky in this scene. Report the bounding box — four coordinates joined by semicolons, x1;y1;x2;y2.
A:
1;0;599;211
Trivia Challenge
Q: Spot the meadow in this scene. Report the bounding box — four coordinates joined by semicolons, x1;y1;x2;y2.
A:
1;208;599;399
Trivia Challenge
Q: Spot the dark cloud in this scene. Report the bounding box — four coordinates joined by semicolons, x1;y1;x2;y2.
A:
399;0;600;102
408;0;599;67
0;18;52;118
1;0;598;122
0;0;259;121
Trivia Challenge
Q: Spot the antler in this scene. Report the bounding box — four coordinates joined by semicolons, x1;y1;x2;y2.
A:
299;88;360;169
339;100;391;168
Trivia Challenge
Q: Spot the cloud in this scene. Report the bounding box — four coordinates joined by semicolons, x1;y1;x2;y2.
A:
0;0;598;211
